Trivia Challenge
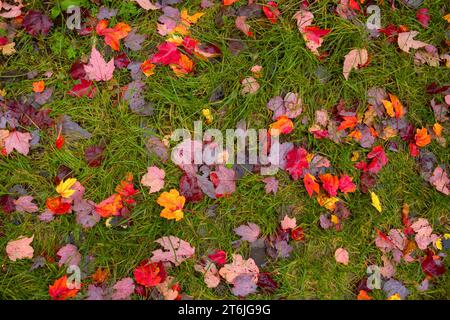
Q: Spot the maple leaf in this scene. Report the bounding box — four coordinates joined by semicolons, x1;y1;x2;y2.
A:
132;0;158;10
208;250;227;265
303;173;320;197
338;175;357;193
95;194;123;218
414;127;431;147
269;116;294;135
32;80;45;93
56;178;77;198
381;93;405;118
285;147;309;180
335;248;349;265
262;2;280;24
133;260;167;287
141;59;155;77
343;48;369;80
68;79;97;98
96;20;131;51
338;115;358;131
4;130;32;155
22;10;53;37
319;173;339;197
194;261;220;288
57;244;81;267
234;223;261;243
170;53;194;77
13;196;38;213
429;166;449;195
157;189;185;221
416;8;430;28
281;215;297;230
262;177;278;194
219;254;259;284
151;236;195;266
371;192;382;213
210;166;236;198
112;278;135;300
397;31;428;53
141;166;165;193
241;76;259;95
293;9;314;32
6;235;34;261
84;47;115;82
48;275;79;300
151;42;180;65
46;196;71;215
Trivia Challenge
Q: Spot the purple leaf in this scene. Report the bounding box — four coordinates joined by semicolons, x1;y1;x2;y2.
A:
125;29;146;51
231;274;258;297
234;223;261;243
23;10;53;37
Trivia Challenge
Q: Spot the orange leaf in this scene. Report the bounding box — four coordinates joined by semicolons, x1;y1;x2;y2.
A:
223;0;239;5
49;275;79;300
141;59;156;77
415;127;431;147
303;174;319;197
432;123;442;137
157;189;185;221
32;80;45;93
338;116;357;131
269;116;294;136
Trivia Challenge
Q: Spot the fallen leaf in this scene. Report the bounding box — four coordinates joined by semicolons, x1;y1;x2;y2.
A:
343;48;369;80
334;247;349;265
151;236;195;266
141;166;165;193
6;235;34;261
397;31;428;53
371;192;382;213
84;47;115;82
234;222;261;243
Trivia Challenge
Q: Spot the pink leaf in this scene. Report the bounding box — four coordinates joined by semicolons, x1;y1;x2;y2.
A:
57;244;81;267
219;254;259;284
397;31;428;53
141;166;165;193
194;262;221;288
6;235;34;261
235;16;253;37
13;196;38;213
112;277;135;300
411;218;438;250
151;236;195;266
262;177;278;194
241;76;259;95
429;166;449;195
343;48;368;80
234;222;260;243
281;215;297;230
4;131;32;155
132;0;158;10
84;47;115;81
334;247;349;265
293;9;314;32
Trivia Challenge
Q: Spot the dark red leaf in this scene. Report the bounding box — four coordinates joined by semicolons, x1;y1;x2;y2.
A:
23;10;53;37
0;195;16;214
69;61;87;80
421;251;446;278
257;273;279;293
179;173;204;203
84;145;105;167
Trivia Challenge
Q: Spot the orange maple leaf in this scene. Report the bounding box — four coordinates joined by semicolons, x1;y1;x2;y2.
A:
49;275;80;300
414;127;431;147
303;174;320;197
96;20;131;51
338;116;358;131
269;116;294;136
32;80;45;93
157;189;185;221
381;93;404;119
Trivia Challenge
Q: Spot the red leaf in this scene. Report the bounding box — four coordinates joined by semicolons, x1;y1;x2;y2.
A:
338;175;356;193
49;275;79;300
416;8;430;28
68;79;97;99
84;145;105;167
303;173;319;197
179;173;204;203
262;2;280;24
208;250;227;265
55;132;64;150
319;173;339;197
150;42;181;65
133;260;167;287
285;147;309;180
421;251;446;278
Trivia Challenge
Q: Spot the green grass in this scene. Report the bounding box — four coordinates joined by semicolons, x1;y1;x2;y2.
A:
0;0;449;299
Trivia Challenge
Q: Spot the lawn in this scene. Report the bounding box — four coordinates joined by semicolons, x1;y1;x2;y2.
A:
0;0;449;300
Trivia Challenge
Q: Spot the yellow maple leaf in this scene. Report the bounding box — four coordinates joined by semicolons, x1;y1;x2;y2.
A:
371;192;382;213
56;178;77;198
157;189;185;221
387;293;401;300
444;13;450;23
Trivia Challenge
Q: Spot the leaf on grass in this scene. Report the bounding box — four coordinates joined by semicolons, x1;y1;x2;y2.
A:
13;196;38;213
262;177;278;194
141;166;165;193
57;244;81;267
6;235;34;261
371;192;382;213
151;236;195;266
343;48;368;80
112;277;135;300
334;247;349;265
397;31;428;53
281;215;297;230
234;222;261;243
4;131;31;155
84;47;115;82
429;166;449;195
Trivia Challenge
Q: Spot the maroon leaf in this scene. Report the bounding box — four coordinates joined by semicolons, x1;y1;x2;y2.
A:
179;173;204;203
421;250;446;277
360;172;377;193
69;60;87;80
257;273;279;293
84;145;105;168
68;79;97;99
0;195;16;214
53;165;73;186
23;10;53;37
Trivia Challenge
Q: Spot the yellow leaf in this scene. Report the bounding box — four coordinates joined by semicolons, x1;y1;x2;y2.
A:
444;13;450;23
387;293;401;300
1;42;16;55
157;189;185;221
56;178;77;198
371;192;382;213
331;214;339;224
436;238;442;250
